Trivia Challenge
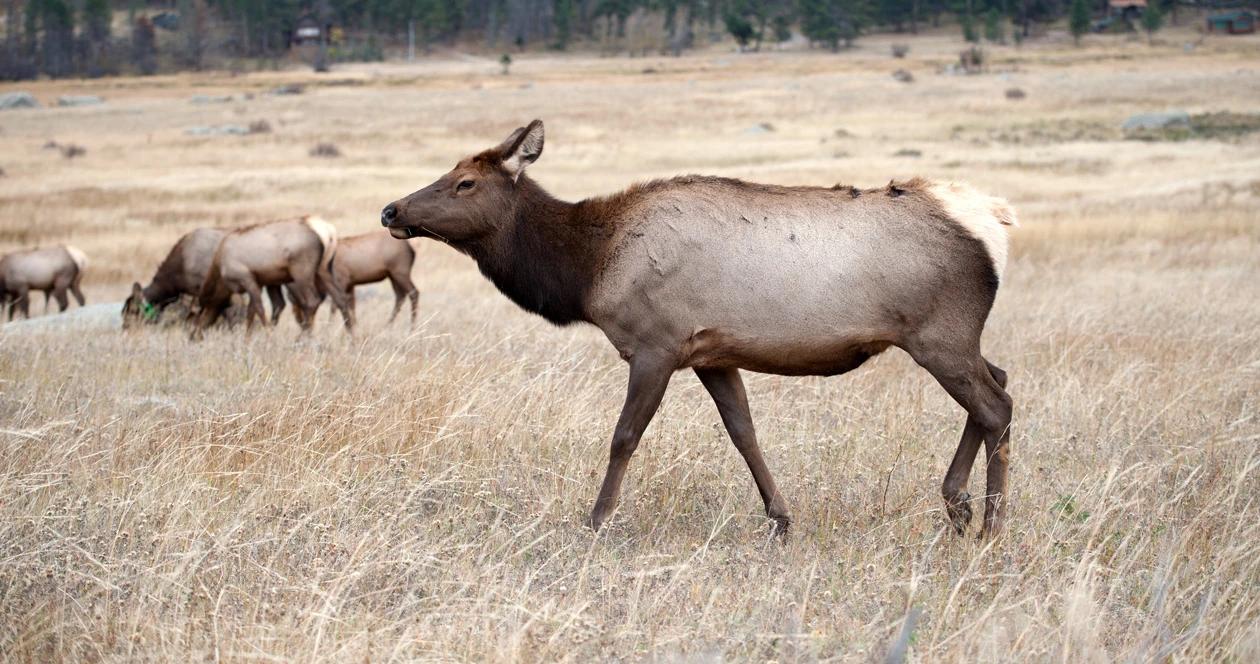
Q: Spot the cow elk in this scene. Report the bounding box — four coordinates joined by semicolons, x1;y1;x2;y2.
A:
0;245;88;320
192;216;351;338
327;231;419;326
382;120;1017;539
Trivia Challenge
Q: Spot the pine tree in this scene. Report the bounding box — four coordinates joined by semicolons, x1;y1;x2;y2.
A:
83;0;115;76
799;0;866;51
39;0;76;78
1140;2;1162;44
983;7;1004;42
723;1;758;51
131;15;157;75
554;0;575;49
1069;0;1089;45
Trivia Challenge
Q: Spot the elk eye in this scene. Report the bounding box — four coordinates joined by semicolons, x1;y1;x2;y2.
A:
457;180;475;191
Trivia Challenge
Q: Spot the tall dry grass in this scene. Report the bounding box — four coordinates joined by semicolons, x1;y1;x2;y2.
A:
2;28;1259;661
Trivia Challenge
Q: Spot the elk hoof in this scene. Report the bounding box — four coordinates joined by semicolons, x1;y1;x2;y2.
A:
946;492;973;536
770;514;791;539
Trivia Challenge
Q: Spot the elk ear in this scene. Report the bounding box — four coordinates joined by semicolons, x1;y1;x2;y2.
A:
498;119;544;182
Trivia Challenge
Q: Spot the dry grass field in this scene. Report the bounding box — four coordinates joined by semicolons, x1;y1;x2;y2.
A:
2;28;1259;662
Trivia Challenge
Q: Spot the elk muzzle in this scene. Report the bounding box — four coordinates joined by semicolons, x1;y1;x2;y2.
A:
380;203;399;227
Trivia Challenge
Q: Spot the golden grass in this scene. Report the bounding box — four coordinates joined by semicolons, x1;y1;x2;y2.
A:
1;27;1259;661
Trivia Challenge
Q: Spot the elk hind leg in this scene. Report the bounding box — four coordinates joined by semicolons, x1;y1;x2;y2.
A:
266;285;286;326
909;345;1013;538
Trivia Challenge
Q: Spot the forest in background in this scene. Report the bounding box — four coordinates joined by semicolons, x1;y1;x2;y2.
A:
0;0;1236;80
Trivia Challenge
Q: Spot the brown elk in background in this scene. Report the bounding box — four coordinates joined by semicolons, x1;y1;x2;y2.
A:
123;227;290;329
0;245;88;320
326;231;419;326
382;120;1017;539
193;216;351;337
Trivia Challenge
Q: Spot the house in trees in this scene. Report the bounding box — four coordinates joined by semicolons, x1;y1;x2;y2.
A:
1206;10;1256;34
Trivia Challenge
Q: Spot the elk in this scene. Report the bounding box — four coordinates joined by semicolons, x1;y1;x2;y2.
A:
325;231;419;326
192;216;351;337
123;227;290;329
381;121;1017;538
0;245;88;320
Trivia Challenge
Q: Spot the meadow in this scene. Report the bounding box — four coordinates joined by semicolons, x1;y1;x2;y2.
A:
1;28;1258;661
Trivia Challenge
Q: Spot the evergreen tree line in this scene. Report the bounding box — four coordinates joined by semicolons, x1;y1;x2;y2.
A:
1;0;1156;80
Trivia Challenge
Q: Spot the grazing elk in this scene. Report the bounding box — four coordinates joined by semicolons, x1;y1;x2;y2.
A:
0;245;88;320
326;231;419;326
192;216;351;337
123;227;290;329
381;121;1017;538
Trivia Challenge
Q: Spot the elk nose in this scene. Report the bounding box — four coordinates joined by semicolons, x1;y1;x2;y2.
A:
380;203;398;227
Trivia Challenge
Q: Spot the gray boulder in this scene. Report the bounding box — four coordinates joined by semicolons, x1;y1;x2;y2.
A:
185;124;251;136
1122;111;1190;132
57;95;104;107
190;94;234;105
0;92;40;110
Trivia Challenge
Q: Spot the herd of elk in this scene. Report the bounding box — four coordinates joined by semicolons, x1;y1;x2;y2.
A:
382;120;1016;538
0;245;88;320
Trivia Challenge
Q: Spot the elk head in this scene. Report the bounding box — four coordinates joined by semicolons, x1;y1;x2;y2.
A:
381;120;545;243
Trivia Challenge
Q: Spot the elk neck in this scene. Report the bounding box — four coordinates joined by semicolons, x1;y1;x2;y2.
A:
462;175;612;327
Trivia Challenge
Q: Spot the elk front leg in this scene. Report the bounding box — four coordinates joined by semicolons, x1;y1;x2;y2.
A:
588;353;674;532
695;367;792;535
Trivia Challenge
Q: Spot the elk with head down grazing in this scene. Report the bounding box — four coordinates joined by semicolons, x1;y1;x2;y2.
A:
123;227;291;329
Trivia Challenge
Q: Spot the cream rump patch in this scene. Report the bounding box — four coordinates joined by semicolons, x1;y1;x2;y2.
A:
927;181;1019;281
64;245;88;272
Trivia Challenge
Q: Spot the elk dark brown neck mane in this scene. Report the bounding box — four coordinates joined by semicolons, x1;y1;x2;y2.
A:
461;174;609;326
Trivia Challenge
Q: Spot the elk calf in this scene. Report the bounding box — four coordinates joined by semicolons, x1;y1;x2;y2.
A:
382;121;1016;538
0;245;87;320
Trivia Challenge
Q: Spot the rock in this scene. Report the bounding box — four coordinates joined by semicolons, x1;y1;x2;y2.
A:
57;95;104;107
184;124;251;136
1005;88;1027;100
893;148;922;158
268;84;305;96
891;44;910;58
743;122;775;135
310;143;342;158
190;94;234;104
0;92;40;110
892;69;914;83
247;120;272;134
1122;111;1191;132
